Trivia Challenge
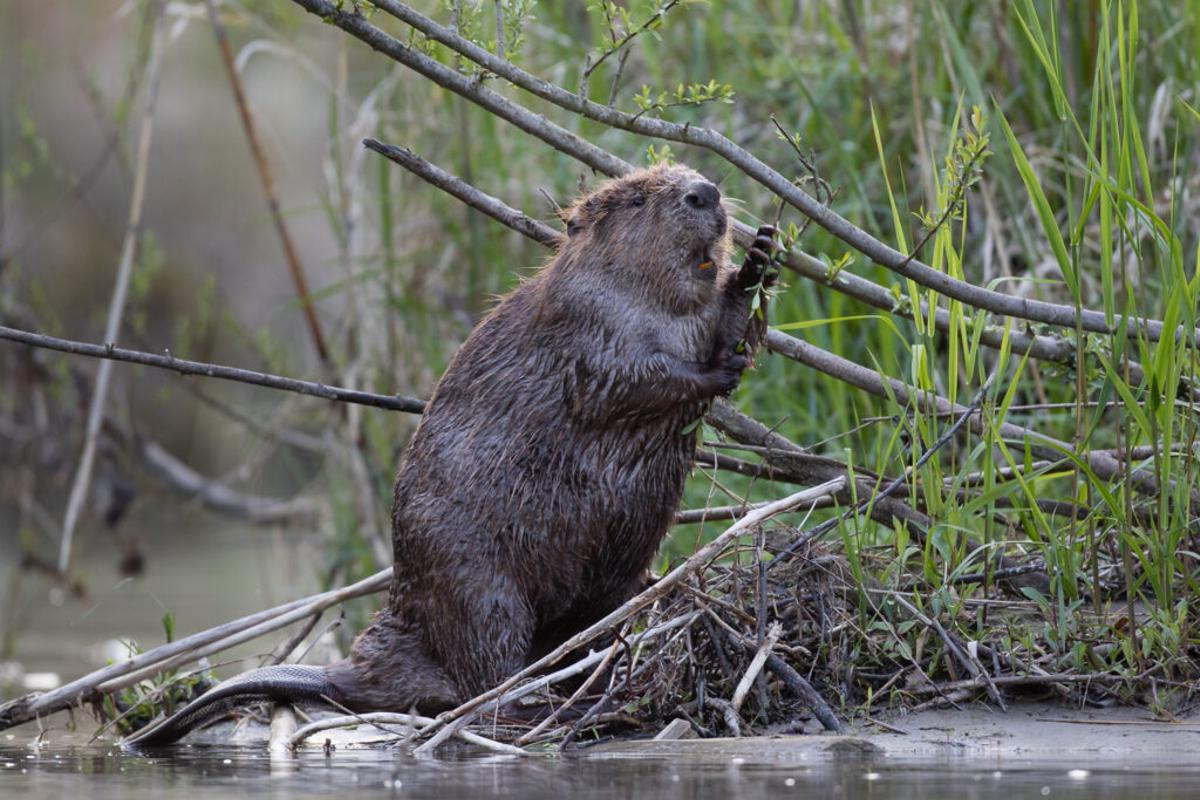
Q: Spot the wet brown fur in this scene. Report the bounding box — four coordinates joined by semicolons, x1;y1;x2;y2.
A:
324;164;771;713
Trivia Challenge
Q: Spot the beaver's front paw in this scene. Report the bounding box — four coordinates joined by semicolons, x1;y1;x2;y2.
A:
708;347;749;395
738;224;780;290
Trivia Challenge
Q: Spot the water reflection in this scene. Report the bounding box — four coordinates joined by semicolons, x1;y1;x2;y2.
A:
2;743;1199;799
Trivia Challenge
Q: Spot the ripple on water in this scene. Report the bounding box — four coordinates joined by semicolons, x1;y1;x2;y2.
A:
0;742;1198;799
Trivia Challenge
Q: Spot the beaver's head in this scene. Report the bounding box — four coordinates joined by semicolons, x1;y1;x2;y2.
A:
558;164;731;312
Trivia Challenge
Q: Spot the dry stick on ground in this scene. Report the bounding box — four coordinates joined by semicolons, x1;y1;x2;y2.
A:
357;0;1198;348
288;712;524;755
730;622;782;714
203;0;330;365
889;592;1007;711
57;0;167;576
411;481;846;756
513;638;624;746
471;612;701;721
0;569;391;731
706;613;845;734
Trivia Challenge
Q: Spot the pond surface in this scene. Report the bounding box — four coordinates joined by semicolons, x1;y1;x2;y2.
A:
2;739;1199;799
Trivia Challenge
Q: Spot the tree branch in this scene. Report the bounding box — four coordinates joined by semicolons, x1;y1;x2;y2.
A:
0;568;392;731
0;325;425;414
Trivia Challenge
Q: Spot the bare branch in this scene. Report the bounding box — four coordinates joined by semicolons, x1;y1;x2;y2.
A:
0;325;426;414
138;439;322;523
361;138;1191;515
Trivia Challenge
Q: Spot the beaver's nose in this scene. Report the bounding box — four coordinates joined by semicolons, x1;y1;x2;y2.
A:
684;181;721;210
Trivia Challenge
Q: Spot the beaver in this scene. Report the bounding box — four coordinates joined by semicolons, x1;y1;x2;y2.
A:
125;163;778;746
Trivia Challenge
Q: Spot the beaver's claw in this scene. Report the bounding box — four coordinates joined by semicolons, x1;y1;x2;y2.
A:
739;224;780;290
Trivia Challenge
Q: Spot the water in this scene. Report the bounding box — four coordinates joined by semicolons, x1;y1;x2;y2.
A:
2;740;1199;799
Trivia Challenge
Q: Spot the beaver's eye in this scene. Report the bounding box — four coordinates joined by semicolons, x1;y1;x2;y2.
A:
630;195;645;207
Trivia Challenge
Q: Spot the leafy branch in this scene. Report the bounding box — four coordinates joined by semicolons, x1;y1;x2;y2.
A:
631;78;735;121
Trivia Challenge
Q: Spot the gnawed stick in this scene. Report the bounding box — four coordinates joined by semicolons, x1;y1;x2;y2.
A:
412;480;845;756
702;604;844;734
288;712;525;756
0;569;390;731
268;706;298;758
731;622;781;714
483;612;701;722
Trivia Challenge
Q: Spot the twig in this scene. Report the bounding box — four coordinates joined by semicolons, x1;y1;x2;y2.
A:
493;0;505;60
363;140;561;247
57;0;167;575
489;613;699;719
288;712;526;755
581;0;683;84
264;611;323;666
514;638;623;746
865;716;908;735
0;568;391;730
268;706;298;756
203;0;330;364
731;622;781;713
412;483;844;755
707;696;741;737
0;325;425;413
909;672;1131;696
705;610;843;733
889;592;1007;711
1031;716;1200;727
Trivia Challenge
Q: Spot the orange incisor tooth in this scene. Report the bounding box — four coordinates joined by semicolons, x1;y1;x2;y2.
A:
698;260;714;270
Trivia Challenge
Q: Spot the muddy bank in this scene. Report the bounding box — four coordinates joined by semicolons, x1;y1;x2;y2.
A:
591;701;1200;765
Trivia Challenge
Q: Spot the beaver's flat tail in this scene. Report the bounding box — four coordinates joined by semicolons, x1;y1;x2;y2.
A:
123;664;335;748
